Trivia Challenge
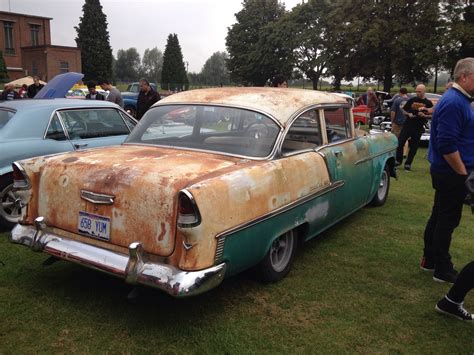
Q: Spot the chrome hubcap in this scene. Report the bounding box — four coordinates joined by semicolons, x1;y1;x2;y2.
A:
377;171;388;200
270;230;294;272
0;183;21;223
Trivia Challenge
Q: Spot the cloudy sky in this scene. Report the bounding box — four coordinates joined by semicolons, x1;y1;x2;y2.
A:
0;0;302;72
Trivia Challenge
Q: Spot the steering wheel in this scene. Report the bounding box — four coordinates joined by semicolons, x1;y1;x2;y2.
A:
245;122;270;139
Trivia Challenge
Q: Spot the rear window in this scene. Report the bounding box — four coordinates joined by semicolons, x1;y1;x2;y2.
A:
0;109;15;130
126;105;281;158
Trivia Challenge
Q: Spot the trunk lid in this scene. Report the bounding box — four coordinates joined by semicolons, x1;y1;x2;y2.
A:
29;145;242;256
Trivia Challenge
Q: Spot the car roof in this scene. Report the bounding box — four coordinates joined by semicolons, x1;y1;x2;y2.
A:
158;87;346;125
0;98;119;111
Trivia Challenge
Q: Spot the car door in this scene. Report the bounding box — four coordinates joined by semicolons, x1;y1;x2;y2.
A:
58;108;134;150
318;106;373;218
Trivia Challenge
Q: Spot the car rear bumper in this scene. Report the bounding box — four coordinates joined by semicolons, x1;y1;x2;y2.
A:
10;218;226;298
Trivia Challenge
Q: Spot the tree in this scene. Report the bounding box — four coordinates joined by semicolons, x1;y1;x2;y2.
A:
75;0;113;81
114;48;141;82
226;0;288;86
199;52;231;86
141;47;163;84
161;34;188;91
0;51;9;83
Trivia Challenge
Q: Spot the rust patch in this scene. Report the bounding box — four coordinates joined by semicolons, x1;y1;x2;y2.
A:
62;157;78;163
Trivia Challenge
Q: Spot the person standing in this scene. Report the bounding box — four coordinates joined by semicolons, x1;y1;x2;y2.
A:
421;57;474;283
98;79;124;108
136;78;160;120
395;84;433;171
85;81;105;100
390;87;409;137
27;76;44;98
1;84;20;100
272;74;288;88
18;84;28;98
366;87;379;129
435;261;474;321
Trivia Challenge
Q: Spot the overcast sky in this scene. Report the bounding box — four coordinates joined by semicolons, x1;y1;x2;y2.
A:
0;0;302;72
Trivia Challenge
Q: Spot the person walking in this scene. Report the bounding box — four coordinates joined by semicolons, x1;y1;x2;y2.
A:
435;261;474;321
136;78;160;120
366;87;379;129
85;81;105;100
420;57;474;283
98;79;124;108
390;87;409;137
27;76;44;98
1;84;20;100
395;84;433;171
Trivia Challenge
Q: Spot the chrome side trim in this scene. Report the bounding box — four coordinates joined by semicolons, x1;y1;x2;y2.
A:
354;148;396;165
80;190;115;205
215;235;226;263
10;221;226;298
215;181;344;240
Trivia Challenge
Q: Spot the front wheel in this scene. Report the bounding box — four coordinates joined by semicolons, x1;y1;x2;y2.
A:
256;229;297;283
0;175;21;229
370;165;390;207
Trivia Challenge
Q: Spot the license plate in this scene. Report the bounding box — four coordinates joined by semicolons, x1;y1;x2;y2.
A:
78;211;110;241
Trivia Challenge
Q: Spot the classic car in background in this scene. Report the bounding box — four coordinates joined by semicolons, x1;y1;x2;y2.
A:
0;99;136;227
334;93;371;126
10;87;398;297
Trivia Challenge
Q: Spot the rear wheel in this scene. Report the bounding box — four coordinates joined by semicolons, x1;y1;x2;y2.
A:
0;174;20;229
257;229;297;282
370;165;390;207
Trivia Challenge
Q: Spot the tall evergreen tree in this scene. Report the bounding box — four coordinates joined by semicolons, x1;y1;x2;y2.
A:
0;51;9;83
75;0;113;81
161;34;188;91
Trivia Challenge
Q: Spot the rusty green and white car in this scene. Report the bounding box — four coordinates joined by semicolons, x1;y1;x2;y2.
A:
10;88;398;297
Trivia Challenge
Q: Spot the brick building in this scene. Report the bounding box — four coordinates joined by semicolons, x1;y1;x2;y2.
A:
0;11;81;81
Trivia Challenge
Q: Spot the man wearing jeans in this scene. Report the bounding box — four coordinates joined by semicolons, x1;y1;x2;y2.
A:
421;57;474;283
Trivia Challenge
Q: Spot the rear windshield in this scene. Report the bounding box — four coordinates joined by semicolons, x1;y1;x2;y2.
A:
0;109;15;130
125;105;281;158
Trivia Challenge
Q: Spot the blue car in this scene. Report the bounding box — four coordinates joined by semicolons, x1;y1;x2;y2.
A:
0;98;136;227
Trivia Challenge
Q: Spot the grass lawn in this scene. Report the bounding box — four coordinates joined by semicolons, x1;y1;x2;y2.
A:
1;147;473;353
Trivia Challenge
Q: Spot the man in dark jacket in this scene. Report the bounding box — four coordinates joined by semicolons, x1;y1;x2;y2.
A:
395;84;433;170
85;81;105;100
136;78;160;120
421;57;474;283
27;76;44;98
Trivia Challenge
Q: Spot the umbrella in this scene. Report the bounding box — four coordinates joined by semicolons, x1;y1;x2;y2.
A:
6;76;47;88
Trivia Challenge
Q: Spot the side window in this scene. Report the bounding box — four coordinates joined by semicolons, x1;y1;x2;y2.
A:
60;109;130;139
45;113;67;141
282;109;321;153
323;107;352;143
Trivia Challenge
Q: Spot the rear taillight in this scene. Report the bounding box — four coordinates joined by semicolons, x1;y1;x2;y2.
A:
177;191;201;228
12;162;30;190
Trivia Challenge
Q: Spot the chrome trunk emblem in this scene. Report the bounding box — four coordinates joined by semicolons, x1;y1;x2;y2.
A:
80;190;115;205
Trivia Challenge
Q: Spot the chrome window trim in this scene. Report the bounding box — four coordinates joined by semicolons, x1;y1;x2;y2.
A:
214;180;344;240
277;103;352;157
44;111;68;141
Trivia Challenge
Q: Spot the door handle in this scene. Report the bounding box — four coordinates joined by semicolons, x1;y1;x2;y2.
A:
74;143;88;149
334;150;343;157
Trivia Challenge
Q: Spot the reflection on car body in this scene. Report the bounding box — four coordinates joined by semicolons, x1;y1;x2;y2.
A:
10;87;398;297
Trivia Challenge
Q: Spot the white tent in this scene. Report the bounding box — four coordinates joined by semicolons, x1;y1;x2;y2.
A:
6;76;47;87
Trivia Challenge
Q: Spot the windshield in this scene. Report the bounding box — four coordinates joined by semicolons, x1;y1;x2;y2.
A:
126;105;281;158
0;109;15;130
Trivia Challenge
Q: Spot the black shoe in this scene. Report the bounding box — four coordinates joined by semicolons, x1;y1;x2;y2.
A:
395;161;401;167
420;256;435;272
404;164;411;171
436;296;474;321
433;269;458;283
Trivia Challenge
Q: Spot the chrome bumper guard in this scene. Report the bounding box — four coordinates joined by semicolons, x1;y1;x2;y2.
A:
10;217;227;298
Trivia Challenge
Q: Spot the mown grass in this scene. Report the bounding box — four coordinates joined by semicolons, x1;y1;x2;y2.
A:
1;147;473;353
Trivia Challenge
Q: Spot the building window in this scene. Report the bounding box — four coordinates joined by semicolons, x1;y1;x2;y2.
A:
3;21;14;55
60;61;69;73
31;61;38;75
30;24;40;46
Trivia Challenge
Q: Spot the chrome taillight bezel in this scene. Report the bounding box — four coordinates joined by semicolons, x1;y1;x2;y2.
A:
12;162;31;190
177;190;201;228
